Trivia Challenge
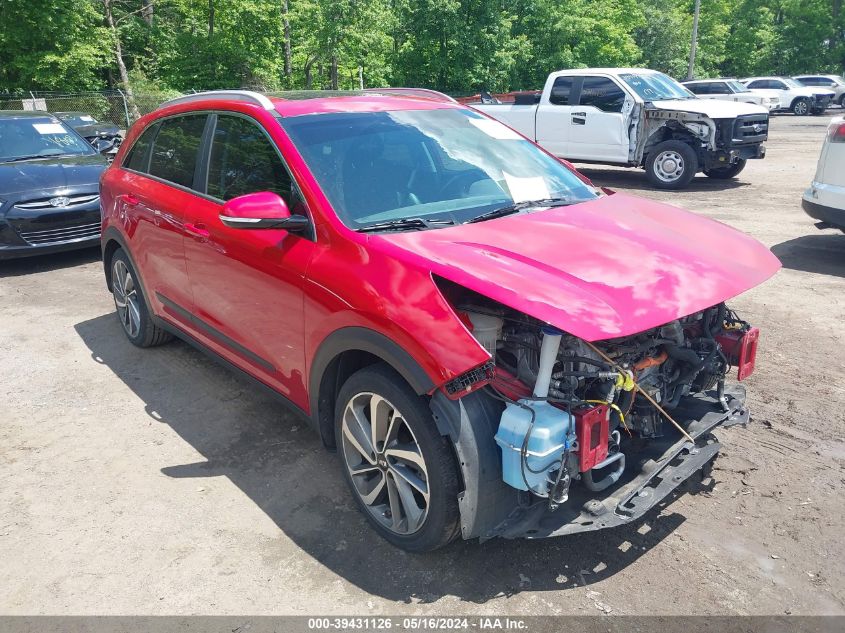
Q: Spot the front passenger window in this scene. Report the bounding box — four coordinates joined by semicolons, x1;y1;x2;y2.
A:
206;115;293;202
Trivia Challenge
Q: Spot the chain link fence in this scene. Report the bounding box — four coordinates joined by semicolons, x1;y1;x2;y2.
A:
0;90;177;130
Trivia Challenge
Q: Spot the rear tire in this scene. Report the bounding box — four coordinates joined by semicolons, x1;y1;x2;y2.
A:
704;159;747;180
645;140;698;190
839;94;845;108
792;98;811;116
110;249;172;348
335;363;461;552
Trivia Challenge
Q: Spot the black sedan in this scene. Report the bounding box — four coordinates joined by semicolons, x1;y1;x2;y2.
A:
0;111;108;259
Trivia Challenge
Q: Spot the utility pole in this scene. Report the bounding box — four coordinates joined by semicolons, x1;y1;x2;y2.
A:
686;0;701;80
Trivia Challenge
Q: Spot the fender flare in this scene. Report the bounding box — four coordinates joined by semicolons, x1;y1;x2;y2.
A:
308;326;436;441
101;227;155;316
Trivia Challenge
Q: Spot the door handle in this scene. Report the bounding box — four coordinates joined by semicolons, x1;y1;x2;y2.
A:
184;222;210;241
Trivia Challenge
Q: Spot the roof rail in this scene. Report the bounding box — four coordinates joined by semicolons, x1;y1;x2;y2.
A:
362;87;457;103
158;90;275;111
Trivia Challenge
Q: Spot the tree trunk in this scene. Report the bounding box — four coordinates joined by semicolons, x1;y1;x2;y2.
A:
103;0;140;120
208;0;215;38
141;0;154;25
282;0;292;81
304;55;317;90
330;55;339;90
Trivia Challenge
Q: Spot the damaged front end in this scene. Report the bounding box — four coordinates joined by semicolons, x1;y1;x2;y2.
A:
430;297;759;541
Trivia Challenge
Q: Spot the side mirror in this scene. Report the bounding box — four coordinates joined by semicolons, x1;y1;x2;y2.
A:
219;191;310;232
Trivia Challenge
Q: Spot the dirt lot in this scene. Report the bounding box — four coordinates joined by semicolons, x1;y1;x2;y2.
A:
1;114;844;617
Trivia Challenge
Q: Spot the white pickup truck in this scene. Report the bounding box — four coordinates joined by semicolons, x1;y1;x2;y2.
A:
470;68;770;189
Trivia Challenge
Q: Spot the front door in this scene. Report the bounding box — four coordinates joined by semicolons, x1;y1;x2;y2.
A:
183;112;314;405
565;76;632;163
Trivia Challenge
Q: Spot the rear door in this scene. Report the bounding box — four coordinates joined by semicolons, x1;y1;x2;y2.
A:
565;75;631;163
183;112;315;402
118;114;207;326
535;76;575;157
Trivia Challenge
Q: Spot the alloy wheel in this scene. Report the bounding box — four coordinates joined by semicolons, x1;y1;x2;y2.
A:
341;392;430;535
653;150;685;183
112;259;141;339
794;100;809;116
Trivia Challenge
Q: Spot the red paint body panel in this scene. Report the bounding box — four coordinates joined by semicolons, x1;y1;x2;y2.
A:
101;94;780;421
377;193;781;341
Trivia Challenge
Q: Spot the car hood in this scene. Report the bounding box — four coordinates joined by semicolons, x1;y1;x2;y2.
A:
74;123;121;137
0;154;106;196
373;193;780;342
650;98;767;118
790;87;836;98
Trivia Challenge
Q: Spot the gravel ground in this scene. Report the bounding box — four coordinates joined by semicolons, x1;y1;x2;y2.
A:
1;113;843;617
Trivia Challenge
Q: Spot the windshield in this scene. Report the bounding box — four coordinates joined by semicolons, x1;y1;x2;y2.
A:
620;72;695;101
783;78;804;89
281;108;596;229
0;117;95;162
726;80;750;93
59;113;99;126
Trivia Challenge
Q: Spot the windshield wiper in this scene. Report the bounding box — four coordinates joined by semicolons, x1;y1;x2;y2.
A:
356;217;455;233
1;154;56;163
466;197;574;224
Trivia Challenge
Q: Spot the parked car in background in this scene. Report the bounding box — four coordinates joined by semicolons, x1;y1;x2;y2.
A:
469;68;769;189
741;77;834;115
803;115;845;232
99;90;780;551
55;111;123;158
0;111;107;259
793;75;845;108
682;78;780;111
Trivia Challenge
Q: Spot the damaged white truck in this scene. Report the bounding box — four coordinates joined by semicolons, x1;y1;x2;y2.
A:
468;68;769;189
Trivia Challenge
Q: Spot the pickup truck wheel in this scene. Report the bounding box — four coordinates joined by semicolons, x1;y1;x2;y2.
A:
645;141;698;190
704;159;746;180
335;364;460;552
792;98;811;116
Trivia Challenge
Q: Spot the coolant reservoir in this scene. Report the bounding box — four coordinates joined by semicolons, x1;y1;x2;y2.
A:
495;400;574;495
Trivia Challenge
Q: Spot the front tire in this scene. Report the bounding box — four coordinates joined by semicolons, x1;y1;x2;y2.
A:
335;364;461;552
839;94;845;108
110;249;172;348
792;98;811;116
704;159;747;180
645;140;698;190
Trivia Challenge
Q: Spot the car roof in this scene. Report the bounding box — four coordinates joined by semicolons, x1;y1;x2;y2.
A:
154;89;461;119
0;110;57;119
54;111;90;117
550;67;662;77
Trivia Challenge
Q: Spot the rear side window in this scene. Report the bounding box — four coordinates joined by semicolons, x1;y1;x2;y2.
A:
549;77;574;105
747;80;766;89
686;83;708;94
124;123;159;173
206;114;293;201
710;82;729;94
148;115;207;188
579;77;626;112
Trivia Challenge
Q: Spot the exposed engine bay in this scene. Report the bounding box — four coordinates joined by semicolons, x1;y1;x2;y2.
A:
453;298;758;511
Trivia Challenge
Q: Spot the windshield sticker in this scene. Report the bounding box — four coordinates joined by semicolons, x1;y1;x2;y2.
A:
33;123;67;135
468;117;522;140
503;172;550;203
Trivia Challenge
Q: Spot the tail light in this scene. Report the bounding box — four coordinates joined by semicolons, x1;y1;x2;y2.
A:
574;405;609;472
828;121;845;143
715;327;760;381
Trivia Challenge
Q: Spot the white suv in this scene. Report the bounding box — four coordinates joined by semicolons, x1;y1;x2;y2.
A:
741;77;834;115
683;79;780;111
803;116;845;232
793;75;845;108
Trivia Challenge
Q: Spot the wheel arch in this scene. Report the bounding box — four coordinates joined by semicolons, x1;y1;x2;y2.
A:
101;227;154;316
309;327;436;450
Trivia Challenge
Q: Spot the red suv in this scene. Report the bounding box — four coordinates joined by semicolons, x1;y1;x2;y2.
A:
100;90;780;552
